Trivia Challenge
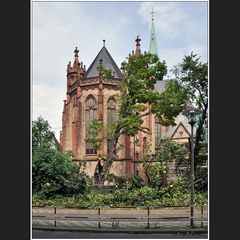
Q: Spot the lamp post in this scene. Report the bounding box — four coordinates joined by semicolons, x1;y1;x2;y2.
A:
182;102;202;228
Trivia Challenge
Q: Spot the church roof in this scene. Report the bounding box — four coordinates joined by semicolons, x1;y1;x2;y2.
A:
84;46;123;79
154;79;172;93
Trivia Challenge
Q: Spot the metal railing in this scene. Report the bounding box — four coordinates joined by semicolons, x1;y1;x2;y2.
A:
32;205;208;229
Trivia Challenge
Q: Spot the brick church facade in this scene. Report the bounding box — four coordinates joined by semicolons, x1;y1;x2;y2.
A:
59;36;191;184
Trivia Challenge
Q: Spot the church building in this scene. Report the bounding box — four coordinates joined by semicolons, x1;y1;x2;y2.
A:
59;16;191;184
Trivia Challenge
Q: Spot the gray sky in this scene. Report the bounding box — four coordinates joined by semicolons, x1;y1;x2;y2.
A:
32;1;208;141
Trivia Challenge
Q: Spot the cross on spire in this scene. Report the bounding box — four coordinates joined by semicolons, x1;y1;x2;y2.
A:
135;35;141;46
150;8;155;21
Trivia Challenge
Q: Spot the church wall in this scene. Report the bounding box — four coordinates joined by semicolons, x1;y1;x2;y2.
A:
65;99;73;151
110;160;127;176
76;87;99;160
69;86;129;178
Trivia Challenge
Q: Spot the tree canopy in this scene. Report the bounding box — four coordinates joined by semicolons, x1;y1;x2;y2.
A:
171;52;208;192
172;52;208;169
32;116;55;151
92;52;188;185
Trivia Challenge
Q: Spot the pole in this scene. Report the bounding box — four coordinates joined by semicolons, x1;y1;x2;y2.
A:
133;136;136;175
147;207;150;229
98;207;101;228
54;207;56;227
190;123;194;228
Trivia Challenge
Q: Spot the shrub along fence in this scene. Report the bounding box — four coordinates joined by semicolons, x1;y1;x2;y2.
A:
32;205;208;229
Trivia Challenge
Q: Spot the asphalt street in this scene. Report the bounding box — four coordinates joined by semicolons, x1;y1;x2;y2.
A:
32;229;208;239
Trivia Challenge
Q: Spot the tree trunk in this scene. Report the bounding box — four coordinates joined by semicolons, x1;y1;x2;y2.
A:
194;106;207;171
99;132;120;186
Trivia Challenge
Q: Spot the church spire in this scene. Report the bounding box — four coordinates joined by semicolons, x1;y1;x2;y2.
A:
135;35;141;56
149;8;158;55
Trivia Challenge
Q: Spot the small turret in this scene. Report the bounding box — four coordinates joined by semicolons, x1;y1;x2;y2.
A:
135;35;141;56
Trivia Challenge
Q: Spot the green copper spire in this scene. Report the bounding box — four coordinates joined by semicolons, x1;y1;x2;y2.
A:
149;9;158;55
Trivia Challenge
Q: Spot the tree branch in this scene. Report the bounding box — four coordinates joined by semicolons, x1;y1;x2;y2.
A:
136;111;151;119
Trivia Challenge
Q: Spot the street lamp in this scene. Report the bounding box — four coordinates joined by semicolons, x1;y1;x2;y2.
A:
182;101;202;228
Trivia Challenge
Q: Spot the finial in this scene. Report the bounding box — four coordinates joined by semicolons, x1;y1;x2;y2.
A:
135;35;141;46
67;61;71;73
74;47;79;57
73;47;80;68
103;39;106;47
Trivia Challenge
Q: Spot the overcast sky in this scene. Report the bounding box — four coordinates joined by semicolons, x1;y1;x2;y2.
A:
32;1;208;141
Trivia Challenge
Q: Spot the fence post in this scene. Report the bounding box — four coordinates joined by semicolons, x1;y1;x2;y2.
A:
201;205;204;228
54;207;56;227
147;207;150;229
98;207;101;228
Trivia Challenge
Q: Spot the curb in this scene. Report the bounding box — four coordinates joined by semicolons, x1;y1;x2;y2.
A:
32;226;208;234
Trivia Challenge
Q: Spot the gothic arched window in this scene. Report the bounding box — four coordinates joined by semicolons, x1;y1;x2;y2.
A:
107;98;116;125
107;98;116;155
155;117;161;150
85;95;97;155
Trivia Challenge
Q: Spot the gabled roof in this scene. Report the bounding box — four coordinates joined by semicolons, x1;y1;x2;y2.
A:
84;46;123;79
163;113;195;139
165;122;191;140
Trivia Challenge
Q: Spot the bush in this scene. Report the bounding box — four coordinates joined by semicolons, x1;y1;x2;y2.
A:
32;148;87;198
33;187;207;208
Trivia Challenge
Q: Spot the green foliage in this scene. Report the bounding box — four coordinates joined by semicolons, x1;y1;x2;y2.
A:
32;116;55;151
33;185;207;208
172;52;208;112
144;139;188;188
32;147;87;198
87;119;105;151
194;166;208;193
106;174;143;189
97;64;113;80
93;52;189;185
32;116;88;198
152;80;188;126
172;52;208;192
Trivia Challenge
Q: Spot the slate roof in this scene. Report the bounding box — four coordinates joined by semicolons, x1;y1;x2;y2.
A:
154;79;172;93
84;46;123;79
